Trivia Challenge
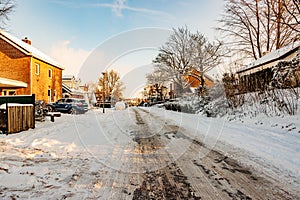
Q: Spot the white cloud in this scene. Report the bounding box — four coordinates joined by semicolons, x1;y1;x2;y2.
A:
93;0;172;19
49;41;90;76
112;0;127;17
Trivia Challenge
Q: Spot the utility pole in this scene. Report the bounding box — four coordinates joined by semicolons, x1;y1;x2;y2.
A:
102;72;106;113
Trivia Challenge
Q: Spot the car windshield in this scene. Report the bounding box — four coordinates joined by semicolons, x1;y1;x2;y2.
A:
57;99;64;103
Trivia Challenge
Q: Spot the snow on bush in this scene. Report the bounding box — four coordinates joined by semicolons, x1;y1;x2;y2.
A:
163;84;299;120
164;96;201;114
162;51;300;118
163;82;231;116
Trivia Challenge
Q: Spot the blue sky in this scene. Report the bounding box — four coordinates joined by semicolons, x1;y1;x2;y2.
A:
8;0;224;97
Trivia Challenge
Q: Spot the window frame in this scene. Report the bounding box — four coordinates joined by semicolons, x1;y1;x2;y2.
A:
48;89;51;102
2;89;16;96
35;63;40;75
48;69;53;79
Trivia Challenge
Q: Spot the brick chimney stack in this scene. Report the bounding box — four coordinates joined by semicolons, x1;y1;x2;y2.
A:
22;37;31;45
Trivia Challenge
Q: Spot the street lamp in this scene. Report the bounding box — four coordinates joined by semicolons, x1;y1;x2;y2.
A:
102;72;106;113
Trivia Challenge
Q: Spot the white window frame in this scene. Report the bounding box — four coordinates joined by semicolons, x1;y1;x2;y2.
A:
35;63;40;75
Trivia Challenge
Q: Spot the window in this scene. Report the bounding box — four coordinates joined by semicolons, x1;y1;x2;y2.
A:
48;89;51;102
54;90;57;102
2;90;16;96
48;69;52;79
35;63;40;75
57;99;64;103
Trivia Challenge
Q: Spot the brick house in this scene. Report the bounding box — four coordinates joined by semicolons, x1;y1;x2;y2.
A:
0;30;64;103
184;69;215;89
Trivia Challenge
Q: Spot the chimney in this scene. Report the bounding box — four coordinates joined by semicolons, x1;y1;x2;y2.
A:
22;37;31;45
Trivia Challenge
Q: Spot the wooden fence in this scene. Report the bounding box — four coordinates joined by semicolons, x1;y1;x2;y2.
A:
0;95;35;134
7;105;35;133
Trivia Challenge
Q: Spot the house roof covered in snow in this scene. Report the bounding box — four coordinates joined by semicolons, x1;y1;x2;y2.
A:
62;83;72;94
0;77;27;88
237;41;300;74
62;75;75;80
0;30;64;70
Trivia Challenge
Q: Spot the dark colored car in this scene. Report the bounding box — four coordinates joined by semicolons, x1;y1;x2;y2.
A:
47;98;88;114
0;107;6;133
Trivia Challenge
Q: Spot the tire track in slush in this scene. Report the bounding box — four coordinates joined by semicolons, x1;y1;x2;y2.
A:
130;108;296;200
131;108;201;199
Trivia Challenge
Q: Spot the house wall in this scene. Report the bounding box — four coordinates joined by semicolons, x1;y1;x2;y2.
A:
62;76;77;89
184;74;215;88
0;40;31;95
204;77;214;88
31;57;62;103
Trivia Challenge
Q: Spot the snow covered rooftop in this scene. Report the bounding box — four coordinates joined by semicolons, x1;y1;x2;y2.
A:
0;30;64;70
0;77;27;88
62;75;75;80
237;41;300;73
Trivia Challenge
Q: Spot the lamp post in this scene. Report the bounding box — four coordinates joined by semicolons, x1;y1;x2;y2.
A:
102;72;106;113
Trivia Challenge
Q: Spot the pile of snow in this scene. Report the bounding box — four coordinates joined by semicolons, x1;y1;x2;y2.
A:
115;101;126;111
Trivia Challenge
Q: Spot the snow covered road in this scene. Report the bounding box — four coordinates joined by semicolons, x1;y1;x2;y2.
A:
0;107;299;199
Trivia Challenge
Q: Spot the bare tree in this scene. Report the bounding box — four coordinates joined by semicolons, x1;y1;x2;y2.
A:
96;70;125;102
146;66;170;100
190;32;223;95
146;65;169;87
217;0;299;60
273;0;300;34
153;27;222;97
0;0;15;29
153;27;194;96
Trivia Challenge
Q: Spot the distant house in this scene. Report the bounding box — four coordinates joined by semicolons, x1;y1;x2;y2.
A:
62;75;88;99
184;69;214;89
237;41;300;92
62;75;96;108
166;72;215;99
0;30;64;103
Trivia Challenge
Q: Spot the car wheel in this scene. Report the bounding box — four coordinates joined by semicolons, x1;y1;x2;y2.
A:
47;106;53;112
70;108;77;115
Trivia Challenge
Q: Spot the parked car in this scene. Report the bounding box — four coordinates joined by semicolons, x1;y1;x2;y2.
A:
47;98;88;114
0;106;6;133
